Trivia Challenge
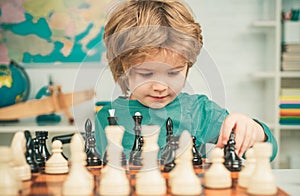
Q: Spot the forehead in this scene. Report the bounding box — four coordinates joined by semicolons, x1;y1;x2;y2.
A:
130;49;187;69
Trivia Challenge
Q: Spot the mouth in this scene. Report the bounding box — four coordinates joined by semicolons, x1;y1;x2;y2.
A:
149;95;168;100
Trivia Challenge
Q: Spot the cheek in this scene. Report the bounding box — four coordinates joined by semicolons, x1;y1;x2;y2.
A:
129;79;151;93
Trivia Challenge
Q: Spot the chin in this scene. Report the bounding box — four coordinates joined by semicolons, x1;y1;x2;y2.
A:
147;102;168;109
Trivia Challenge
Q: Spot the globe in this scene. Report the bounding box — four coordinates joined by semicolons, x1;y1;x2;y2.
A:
0;60;30;108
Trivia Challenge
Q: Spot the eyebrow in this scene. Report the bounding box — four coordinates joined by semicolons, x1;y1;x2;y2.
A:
132;64;186;71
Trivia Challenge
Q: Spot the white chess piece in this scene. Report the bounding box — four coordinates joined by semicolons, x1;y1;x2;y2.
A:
63;133;94;196
135;125;167;195
169;131;202;195
99;125;130;196
45;140;68;174
247;142;277;195
0;146;22;195
204;147;231;189
238;148;256;188
11;131;31;181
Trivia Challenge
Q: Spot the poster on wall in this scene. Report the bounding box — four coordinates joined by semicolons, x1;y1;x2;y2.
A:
0;0;111;64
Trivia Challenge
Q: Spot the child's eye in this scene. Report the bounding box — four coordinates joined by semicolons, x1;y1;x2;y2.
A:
168;71;180;76
139;72;153;77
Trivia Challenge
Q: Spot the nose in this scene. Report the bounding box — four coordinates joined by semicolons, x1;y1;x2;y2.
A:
152;82;168;92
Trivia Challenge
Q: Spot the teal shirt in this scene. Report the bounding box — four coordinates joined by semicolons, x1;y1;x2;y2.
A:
95;93;277;161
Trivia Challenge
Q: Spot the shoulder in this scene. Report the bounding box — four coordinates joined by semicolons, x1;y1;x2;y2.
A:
177;92;210;104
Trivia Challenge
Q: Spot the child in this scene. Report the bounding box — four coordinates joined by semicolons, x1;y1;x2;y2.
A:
95;0;277;161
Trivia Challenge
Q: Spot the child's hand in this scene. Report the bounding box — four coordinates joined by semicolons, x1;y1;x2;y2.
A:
216;113;266;157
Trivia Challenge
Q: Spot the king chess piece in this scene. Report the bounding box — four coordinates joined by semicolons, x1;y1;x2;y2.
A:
129;112;143;166
160;117;177;171
85;119;102;166
224;131;242;171
24;130;39;173
192;136;202;166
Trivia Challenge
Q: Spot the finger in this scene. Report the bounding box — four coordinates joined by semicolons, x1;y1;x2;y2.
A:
219;115;237;146
234;122;246;156
238;124;252;157
216;131;224;148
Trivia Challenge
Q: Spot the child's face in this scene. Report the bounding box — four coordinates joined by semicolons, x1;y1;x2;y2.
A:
127;51;188;109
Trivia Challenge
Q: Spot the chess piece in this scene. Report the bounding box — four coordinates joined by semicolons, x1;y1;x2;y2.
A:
129;112;143;166
11;131;31;181
247;142;277;195
0;146;22;195
85;119;102;166
35;131;51;161
33;138;45;168
136;125;167;195
99;125;130;195
106;109;127;166
63;133;94;196
161;117;178;172
224;131;242;171
204;147;231;189
24;130;39;173
192;136;202;166
45;140;68;174
107;109;118;126
238;148;256;188
162;135;178;172
169;131;202;195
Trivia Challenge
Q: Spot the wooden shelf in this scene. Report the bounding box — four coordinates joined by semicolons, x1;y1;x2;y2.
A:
280;71;300;78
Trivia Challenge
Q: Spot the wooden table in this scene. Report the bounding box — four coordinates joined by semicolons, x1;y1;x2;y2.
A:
20;165;288;196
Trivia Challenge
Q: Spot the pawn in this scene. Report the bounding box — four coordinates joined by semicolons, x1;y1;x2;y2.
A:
192;136;202;166
24;130;39;173
204;147;231;189
238;148;256;188
63;133;94;196
169;131;202;195
11;131;31;181
45;140;68;174
0;146;22;195
247;142;277;195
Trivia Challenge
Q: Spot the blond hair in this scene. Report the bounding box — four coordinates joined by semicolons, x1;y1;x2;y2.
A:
104;0;203;95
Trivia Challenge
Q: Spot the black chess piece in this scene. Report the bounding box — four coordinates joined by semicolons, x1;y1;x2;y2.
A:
24;130;39;173
35;131;51;161
33;138;45;167
106;109;127;166
162;135;178;172
129;112;143;166
85;119;102;166
224;131;242;171
160;117;173;165
160;117;178;172
192;136;202;166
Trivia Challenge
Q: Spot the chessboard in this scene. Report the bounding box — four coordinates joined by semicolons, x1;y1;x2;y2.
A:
20;164;288;196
